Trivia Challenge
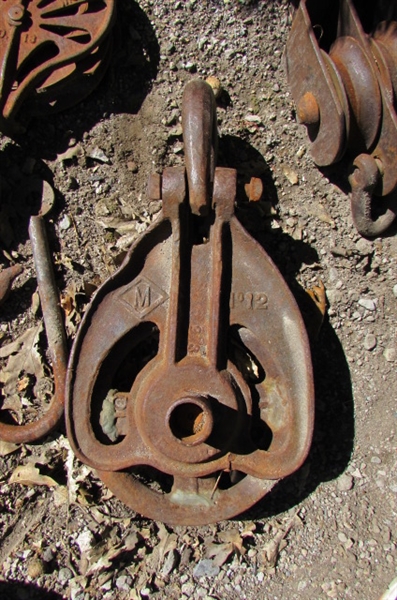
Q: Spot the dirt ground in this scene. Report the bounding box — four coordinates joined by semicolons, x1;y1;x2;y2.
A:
0;1;396;599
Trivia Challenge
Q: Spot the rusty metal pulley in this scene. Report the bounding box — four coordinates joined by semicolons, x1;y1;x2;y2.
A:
0;0;116;135
286;0;397;237
66;80;314;526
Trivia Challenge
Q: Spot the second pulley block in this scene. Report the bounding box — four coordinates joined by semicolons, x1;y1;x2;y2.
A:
0;0;116;135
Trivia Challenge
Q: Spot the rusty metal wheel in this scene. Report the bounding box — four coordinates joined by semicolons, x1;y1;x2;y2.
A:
66;81;314;525
0;0;116;134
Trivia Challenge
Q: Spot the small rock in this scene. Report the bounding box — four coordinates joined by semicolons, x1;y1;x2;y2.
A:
116;575;132;592
205;76;222;99
76;529;95;554
364;334;377;351
181;582;195;595
59;215;72;231
88;147;110;163
358;298;376;311
193;559;220;579
58;567;73;583
337;474;354;491
283;166;299;185
393;284;397;298
338;532;348;544
383;347;396;362
42;547;55;563
67;176;79;190
127;161;138;173
355;238;373;255
371;456;381;464
244;114;262;124
296;145;306;159
27;558;45;579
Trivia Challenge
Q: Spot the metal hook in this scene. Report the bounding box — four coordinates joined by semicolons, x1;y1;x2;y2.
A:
349;154;397;237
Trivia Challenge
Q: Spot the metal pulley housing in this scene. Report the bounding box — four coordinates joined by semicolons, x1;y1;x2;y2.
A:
286;0;397;237
0;0;116;135
66;80;314;526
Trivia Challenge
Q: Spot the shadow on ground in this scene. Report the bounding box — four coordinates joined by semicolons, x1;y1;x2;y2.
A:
0;581;64;600
217;135;354;520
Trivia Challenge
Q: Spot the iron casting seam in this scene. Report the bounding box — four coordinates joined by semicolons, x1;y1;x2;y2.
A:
0;216;68;443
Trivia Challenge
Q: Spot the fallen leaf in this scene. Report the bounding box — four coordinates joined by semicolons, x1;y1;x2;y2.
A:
0;325;45;399
9;463;59;488
87;533;139;575
206;542;234;567
218;529;247;555
0;440;19;456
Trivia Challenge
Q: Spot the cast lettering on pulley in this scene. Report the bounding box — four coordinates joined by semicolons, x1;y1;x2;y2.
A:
230;292;268;310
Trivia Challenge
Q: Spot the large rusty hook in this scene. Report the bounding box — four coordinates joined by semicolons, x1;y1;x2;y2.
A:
0;180;67;443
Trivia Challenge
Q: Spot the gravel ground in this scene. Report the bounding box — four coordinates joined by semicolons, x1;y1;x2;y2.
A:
0;1;396;599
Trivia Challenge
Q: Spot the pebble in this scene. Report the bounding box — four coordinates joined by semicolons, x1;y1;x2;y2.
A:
88;147;110;163
364;334;377;351
59;215;72;231
161;549;178;577
116;575;132;591
355;238;373;255
393;284;397;298
337;474;354;491
42;547;55;562
337;532;348;543
205;76;222;99
181;582;195;595
127;161;138;173
58;567;73;583
26;557;44;579
383;347;396;362
193;559;220;579
371;456;381;464
358;298;376;311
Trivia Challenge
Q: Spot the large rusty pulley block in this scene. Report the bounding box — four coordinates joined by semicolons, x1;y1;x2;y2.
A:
66;80;314;526
0;0;116;135
286;0;397;237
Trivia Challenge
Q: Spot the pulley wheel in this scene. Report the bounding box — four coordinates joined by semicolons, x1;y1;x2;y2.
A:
0;0;116;134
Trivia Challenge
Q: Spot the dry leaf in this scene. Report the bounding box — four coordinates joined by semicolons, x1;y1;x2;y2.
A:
9;463;59;488
156;523;178;569
206;542;234;567
0;440;19;456
87;533;139;575
0;325;45;401
218;529;247;555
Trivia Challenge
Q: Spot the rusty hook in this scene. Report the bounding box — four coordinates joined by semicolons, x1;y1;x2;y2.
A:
349;154;397;237
0;180;67;443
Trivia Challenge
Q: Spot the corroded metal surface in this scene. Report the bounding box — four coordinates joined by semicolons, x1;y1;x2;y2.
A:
0;179;68;443
286;0;397;237
0;0;115;134
66;80;314;525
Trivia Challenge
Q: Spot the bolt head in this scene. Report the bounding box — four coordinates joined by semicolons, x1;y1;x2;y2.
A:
297;92;320;126
8;5;24;22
